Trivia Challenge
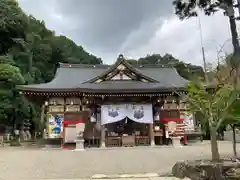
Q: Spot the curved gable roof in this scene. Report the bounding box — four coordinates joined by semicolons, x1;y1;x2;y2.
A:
17;63;108;91
18;56;189;92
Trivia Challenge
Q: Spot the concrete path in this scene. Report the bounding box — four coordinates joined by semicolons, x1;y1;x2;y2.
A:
0;141;238;180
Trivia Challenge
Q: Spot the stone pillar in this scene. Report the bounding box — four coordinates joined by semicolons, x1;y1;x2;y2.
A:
100;125;106;148
75;123;85;151
149;123;155;146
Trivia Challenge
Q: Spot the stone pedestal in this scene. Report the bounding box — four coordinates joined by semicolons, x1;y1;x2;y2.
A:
75;139;84;151
150;139;155;146
101;141;106;148
100;125;106;148
149;124;155;146
172;137;182;147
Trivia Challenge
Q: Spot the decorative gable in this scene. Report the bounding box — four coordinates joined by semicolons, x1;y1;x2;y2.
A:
116;64;126;70
87;55;158;83
111;72;132;80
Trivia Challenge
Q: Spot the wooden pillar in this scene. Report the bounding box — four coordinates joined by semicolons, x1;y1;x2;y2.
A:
100;125;106;148
40;104;45;127
149;123;155;146
40;104;46;138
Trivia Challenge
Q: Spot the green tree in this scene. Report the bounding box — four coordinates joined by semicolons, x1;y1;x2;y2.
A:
129;53;204;79
186;80;237;161
0;55;25;126
172;0;240;85
0;0;103;132
0;0;28;54
173;0;234;19
223;102;240;158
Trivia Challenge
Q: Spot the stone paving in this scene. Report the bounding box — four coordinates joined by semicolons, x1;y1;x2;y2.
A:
0;141;238;180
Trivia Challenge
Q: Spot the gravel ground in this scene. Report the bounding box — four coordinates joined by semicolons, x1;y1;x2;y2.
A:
0;141;238;180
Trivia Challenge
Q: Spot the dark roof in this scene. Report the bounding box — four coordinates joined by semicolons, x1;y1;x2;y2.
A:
75;81;186;93
18;56;189;93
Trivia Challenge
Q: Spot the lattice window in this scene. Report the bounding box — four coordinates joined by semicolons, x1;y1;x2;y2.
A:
65;105;80;112
160;110;180;118
49;105;64;112
49;98;64;105
163;103;178;109
66;97;81;105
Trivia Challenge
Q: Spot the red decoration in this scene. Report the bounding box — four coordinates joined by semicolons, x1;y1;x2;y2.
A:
161;118;184;123
61;144;75;149
62;120;84;125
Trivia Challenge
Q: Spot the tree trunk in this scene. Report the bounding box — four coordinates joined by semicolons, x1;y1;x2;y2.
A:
229;16;240;55
210;126;220;161
231;124;237;159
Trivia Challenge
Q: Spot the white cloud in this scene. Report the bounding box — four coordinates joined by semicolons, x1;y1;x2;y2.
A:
18;0;240;67
123;11;235;66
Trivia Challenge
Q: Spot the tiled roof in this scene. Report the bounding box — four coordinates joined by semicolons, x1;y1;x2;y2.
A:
18;57;189;93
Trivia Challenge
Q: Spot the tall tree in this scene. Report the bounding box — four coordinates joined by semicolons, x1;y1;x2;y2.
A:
0;0;103;132
0;55;25;127
0;0;28;54
173;0;240;86
127;53;204;80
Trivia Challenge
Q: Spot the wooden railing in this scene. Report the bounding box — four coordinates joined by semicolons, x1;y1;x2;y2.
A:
105;135;150;147
135;136;149;146
106;136;121;147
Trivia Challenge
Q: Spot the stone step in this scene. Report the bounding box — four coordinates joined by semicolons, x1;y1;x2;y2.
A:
91;173;159;179
47;178;190;180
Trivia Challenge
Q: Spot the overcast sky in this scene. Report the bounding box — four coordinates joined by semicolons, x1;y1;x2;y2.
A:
18;0;240;66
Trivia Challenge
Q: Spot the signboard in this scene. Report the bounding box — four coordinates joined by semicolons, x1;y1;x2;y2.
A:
46;113;64;138
181;112;195;131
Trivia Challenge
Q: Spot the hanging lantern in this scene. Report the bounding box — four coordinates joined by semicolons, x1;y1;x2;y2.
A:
154;126;160;131
154;112;160;121
95;122;101;131
90;113;96;122
44;101;48;106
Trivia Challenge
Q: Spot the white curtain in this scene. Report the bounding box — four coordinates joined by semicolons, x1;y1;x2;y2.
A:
101;104;153;125
101;105;126;125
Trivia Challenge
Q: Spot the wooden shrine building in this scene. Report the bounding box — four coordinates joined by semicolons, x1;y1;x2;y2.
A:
18;55;198;148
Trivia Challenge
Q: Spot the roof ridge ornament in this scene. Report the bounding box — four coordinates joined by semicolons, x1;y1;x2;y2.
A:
118;54;124;59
